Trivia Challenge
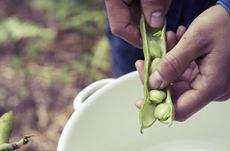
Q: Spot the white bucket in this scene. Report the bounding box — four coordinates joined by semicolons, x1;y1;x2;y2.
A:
57;71;230;151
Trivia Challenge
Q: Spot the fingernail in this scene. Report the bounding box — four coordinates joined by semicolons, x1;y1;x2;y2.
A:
151;11;164;28
149;71;163;89
135;99;144;109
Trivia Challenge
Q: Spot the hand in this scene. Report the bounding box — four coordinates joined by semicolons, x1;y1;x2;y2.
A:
136;5;230;121
105;0;172;48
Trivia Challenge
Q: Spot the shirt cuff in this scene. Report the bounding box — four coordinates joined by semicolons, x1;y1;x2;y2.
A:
217;0;230;14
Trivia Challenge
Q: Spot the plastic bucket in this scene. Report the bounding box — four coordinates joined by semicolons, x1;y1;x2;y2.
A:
57;71;230;151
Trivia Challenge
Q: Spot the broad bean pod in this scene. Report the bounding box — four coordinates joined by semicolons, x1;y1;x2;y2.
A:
139;16;174;133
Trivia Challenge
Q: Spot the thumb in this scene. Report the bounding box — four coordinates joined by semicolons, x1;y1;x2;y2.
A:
149;30;209;89
140;0;171;28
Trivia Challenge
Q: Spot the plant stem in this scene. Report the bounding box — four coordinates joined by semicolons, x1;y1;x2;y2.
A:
0;135;33;151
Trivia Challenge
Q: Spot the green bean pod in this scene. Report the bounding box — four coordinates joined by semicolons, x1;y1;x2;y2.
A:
0;112;13;145
0;143;13;151
139;101;156;131
139;15;174;133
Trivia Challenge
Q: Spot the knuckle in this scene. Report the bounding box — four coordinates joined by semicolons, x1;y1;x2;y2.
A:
175;115;188;122
161;52;182;78
174;109;189;122
111;26;123;36
188;29;210;52
194;35;209;49
111;25;140;47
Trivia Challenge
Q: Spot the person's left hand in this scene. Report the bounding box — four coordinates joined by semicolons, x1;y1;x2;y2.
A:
105;0;171;48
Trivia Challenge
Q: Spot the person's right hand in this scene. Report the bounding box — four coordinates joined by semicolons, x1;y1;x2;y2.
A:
136;5;230;121
105;0;172;48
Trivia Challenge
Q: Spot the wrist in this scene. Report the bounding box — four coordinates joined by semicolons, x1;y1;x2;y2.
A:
217;0;230;14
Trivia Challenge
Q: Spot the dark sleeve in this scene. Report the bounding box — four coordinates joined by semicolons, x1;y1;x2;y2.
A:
217;0;230;13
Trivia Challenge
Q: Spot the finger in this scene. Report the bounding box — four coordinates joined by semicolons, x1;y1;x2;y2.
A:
135;60;145;84
174;88;213;121
166;31;177;50
175;61;198;82
135;99;144;109
189;63;199;82
176;25;187;40
105;0;142;48
175;67;194;82
167;26;186;50
170;81;190;103
149;26;210;89
140;0;172;28
215;89;230;101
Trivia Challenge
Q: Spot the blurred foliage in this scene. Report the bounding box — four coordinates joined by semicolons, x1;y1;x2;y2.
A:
0;17;55;44
0;17;56;60
0;0;112;150
71;36;110;80
91;37;110;76
31;0;106;34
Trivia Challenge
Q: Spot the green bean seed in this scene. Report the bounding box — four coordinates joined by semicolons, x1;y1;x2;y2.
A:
149;40;161;58
154;104;171;121
151;58;161;73
149;90;166;104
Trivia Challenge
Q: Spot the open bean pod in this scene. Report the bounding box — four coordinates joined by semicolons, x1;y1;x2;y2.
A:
0;112;32;151
0;112;13;145
139;16;174;133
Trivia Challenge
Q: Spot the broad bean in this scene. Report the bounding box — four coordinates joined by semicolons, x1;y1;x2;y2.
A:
149;90;166;104
151;58;161;72
154;103;171;121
